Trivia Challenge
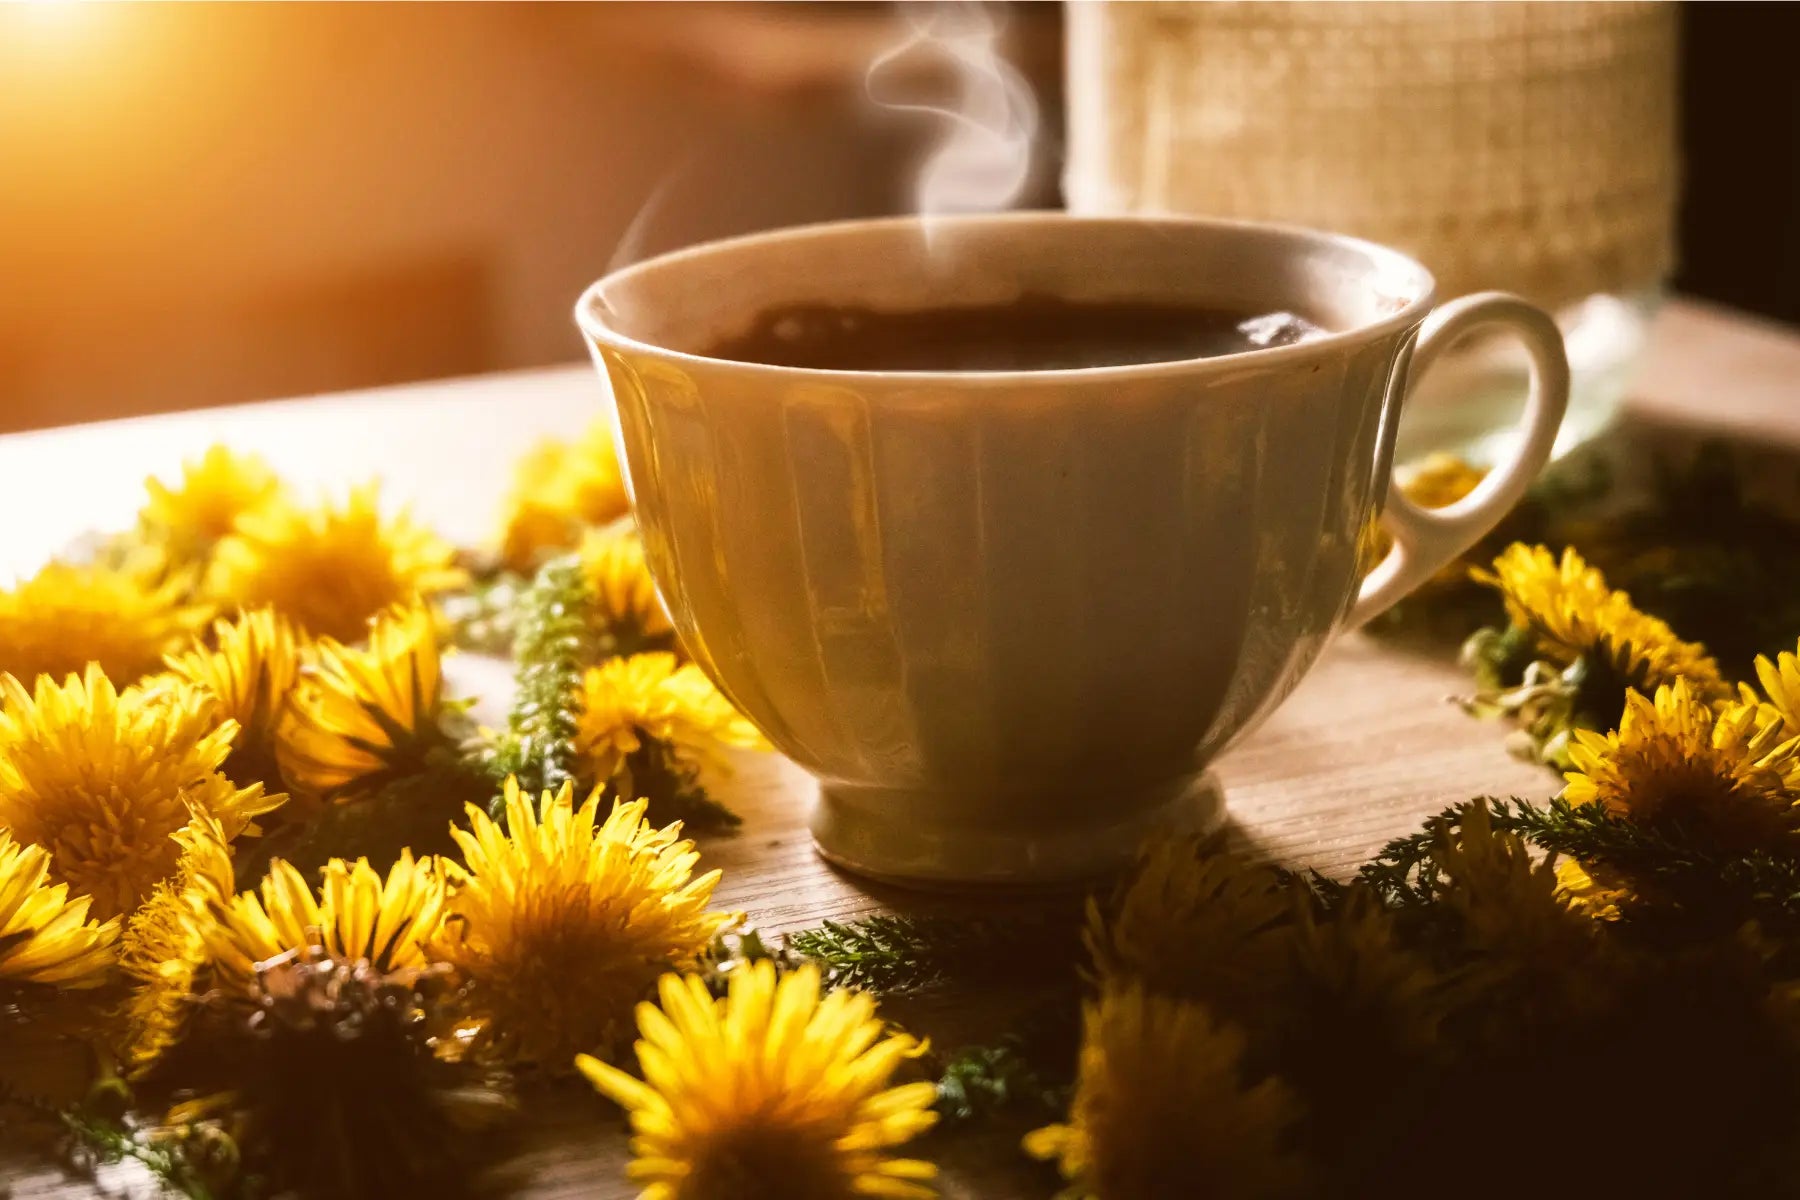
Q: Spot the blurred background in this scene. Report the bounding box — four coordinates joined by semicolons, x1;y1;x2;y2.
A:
0;1;1790;434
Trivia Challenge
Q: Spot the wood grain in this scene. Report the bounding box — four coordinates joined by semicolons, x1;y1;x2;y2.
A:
3;298;1797;1198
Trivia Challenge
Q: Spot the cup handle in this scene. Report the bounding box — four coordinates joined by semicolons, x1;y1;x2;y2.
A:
1346;292;1571;629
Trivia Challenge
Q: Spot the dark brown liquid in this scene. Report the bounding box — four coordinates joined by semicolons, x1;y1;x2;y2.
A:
702;294;1327;372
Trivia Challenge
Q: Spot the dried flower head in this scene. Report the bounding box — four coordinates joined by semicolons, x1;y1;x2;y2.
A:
156;954;513;1200
201;852;449;992
578;961;938;1200
125;843;449;1087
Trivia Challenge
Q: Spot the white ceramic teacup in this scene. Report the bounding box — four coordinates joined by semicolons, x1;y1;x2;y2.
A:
576;213;1568;887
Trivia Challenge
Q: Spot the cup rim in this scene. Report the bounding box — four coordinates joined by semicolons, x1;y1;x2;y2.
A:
574;210;1437;386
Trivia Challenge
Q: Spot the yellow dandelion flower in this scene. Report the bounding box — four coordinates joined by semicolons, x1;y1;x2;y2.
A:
578;961;939;1200
201;852;447;992
1363;454;1490;574
1401;453;1489;510
1429;804;1627;1043
0;829;119;991
207;484;465;642
0;553;206;686
578;520;675;649
1477;544;1610;638
1431;802;1601;991
575;652;766;786
1355;513;1388;580
140;446;286;565
0;666;280;920
1553;858;1631;922
1287;884;1444;1057
500;421;631;574
1563;680;1800;850
1086;838;1291;1020
117;814;235;1074
1024;985;1304;1200
164;608;306;786
1472;544;1729;705
276;603;447;803
1745;641;1800;741
437;777;732;1069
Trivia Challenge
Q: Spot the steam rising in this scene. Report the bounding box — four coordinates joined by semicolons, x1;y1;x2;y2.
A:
606;158;696;279
598;0;1036;300
867;1;1038;233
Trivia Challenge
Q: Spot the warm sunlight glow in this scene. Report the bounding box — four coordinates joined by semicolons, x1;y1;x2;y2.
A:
7;0;109;56
19;0;96;21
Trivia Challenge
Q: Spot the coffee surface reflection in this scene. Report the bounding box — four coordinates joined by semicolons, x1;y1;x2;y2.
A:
703;294;1328;372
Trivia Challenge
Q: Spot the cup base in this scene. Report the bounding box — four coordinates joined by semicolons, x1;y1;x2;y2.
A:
810;770;1226;890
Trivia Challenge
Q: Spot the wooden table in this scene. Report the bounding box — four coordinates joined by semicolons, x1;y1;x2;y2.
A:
4;297;1798;1198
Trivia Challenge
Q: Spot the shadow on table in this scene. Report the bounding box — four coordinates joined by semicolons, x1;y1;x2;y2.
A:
490;407;1800;1199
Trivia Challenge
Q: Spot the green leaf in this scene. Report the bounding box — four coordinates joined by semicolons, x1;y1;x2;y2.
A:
786;912;1080;996
932;1036;1069;1125
487;555;600;818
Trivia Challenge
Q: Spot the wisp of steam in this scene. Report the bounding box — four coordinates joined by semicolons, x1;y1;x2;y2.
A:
866;1;1039;240
605;153;703;279
598;0;1035;313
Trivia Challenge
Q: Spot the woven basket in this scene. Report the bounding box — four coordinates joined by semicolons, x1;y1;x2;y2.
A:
1066;1;1679;309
